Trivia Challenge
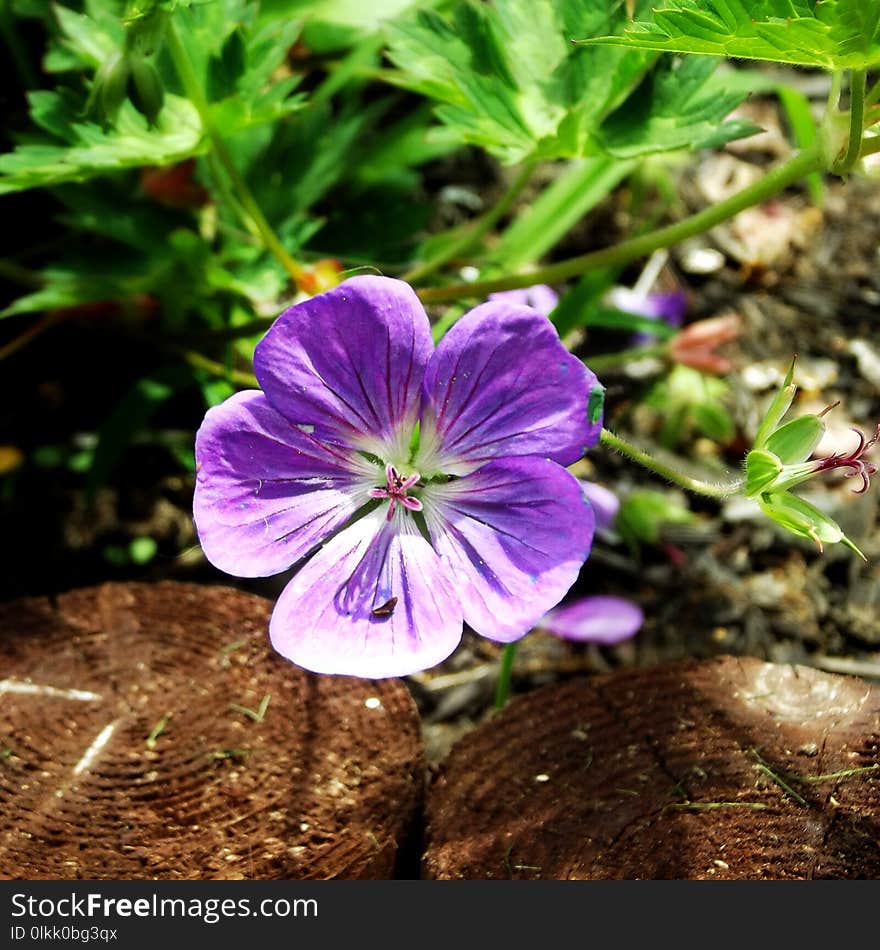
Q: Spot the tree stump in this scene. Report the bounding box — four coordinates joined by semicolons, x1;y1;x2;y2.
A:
423;656;880;879
0;582;424;880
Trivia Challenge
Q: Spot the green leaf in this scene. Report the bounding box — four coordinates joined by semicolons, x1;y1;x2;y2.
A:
386;0;656;163
490;157;636;270
596;55;761;157
87;371;182;502
584;0;880;70
0;94;204;194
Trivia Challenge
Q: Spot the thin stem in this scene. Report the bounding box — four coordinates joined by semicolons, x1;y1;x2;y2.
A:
833;69;866;174
865;74;880;109
0;313;60;362
178;349;259;388
404;162;537;283
164;20;308;288
587;342;669;373
416;144;822;304
494;642;518;710
600;427;744;499
0;259;43;289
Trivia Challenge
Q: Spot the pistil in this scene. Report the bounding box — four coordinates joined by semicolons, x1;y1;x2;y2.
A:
369;464;424;521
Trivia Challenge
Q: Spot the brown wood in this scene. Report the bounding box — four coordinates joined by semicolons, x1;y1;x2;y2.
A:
0;581;424;880
423;656;880;879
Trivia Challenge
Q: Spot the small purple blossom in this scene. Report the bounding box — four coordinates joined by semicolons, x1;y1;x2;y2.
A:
607;285;688;345
194;276;602;678
542;595;644;646
488;284;559;316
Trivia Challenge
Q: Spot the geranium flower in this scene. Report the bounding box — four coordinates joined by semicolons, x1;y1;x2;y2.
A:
194;276;602;678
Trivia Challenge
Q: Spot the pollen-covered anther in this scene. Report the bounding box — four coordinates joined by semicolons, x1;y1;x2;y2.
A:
816;424;880;494
369;463;423;520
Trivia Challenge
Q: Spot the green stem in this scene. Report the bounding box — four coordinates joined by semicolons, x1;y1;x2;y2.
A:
832;69;866;174
164;20;308;288
599;427;744;499
494;642;518;710
404;162;537;283
866;74;880;109
416;144;822;305
587;342;669;373
178;349;259;388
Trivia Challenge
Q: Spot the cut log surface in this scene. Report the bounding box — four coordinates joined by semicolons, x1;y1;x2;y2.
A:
0;582;424;880
423;656;880;879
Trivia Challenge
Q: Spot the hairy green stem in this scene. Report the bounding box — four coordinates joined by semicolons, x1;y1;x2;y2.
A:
164;20;307;288
415;144;822;304
404;162;537;283
833;69;866;174
494;641;518;709
600;428;744;499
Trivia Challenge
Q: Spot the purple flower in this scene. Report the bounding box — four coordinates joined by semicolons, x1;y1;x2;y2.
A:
194;276;602;678
542;595;643;645
488;284;559;316
579;481;619;533
607;285;688;344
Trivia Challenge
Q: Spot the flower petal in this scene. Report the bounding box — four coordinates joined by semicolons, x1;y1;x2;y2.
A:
270;510;463;678
194;391;373;578
417;301;601;475
579;481;620;533
488;284;559;316
421;457;594;642
542;596;643;645
254;275;434;462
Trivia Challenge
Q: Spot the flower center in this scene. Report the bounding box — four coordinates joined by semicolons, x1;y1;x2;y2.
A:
368;464;423;521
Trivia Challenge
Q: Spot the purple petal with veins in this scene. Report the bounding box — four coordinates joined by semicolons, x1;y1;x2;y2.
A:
269;510;463;677
421;457;594;643
254;275;433;461
194;390;373;577
417;300;601;476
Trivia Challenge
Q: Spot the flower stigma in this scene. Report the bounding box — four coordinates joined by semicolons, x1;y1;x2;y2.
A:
368;463;424;521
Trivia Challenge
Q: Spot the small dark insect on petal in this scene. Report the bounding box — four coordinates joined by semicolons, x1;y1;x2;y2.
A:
371;596;398;617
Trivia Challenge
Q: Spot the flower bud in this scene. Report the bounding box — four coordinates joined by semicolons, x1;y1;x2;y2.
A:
764;414;825;465
128;55;165;126
97;52;131;124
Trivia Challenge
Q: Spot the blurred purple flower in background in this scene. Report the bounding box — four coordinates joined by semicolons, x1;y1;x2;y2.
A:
579;480;619;533
542;595;644;646
488;284;559;315
194;276;602;678
608;284;689;344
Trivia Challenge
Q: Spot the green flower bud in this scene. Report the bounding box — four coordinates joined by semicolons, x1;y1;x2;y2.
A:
97;52;131;124
764;414;825;465
757;492;865;560
753;357;796;449
744;448;782;497
128;55;165;126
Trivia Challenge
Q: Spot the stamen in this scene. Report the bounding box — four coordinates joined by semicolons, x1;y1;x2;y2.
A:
371;465;423;520
815;424;880;494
